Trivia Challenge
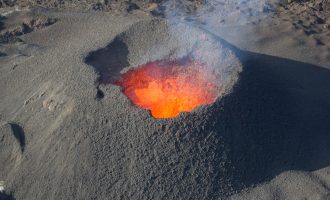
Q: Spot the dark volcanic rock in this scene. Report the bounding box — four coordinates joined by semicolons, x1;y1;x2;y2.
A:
0;12;57;44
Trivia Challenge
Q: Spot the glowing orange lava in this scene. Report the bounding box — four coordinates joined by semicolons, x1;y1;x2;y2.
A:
115;58;221;118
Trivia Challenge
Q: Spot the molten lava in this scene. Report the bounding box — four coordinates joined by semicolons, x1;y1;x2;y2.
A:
115;58;221;118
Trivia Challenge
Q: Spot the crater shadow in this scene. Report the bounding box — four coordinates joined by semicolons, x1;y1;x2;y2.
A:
0;192;16;200
85;38;129;85
9;123;26;153
208;49;330;192
0;15;6;31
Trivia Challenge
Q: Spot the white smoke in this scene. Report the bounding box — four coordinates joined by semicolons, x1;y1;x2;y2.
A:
155;0;278;96
160;0;275;26
0;181;4;192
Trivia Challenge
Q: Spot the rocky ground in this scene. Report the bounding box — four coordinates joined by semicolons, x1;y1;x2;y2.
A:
0;1;330;200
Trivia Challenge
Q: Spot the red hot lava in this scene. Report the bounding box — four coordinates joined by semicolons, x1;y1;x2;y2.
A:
115;58;222;118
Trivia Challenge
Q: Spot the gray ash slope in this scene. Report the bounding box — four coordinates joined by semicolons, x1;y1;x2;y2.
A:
0;11;241;200
84;19;242;200
0;9;330;200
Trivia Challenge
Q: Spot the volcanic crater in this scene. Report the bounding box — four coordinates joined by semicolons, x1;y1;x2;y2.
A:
83;19;330;199
85;19;242;119
83;20;245;199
